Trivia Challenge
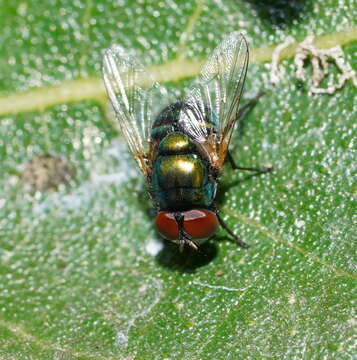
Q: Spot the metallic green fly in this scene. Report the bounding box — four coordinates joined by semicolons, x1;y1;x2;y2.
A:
103;32;272;251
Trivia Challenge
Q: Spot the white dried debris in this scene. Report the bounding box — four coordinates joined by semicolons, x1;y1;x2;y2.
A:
270;35;357;94
270;36;295;85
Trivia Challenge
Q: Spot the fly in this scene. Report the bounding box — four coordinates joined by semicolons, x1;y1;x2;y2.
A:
102;32;272;251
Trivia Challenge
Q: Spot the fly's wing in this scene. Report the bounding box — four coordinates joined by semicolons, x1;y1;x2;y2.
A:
182;32;249;169
102;45;168;178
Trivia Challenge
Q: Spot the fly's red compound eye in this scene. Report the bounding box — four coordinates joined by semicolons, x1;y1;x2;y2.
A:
183;209;218;240
155;209;218;241
155;212;179;240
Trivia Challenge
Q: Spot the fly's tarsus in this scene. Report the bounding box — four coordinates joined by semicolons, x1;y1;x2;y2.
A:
227;151;274;174
216;211;250;249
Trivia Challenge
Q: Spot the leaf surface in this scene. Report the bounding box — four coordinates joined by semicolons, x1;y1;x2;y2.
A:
0;0;356;359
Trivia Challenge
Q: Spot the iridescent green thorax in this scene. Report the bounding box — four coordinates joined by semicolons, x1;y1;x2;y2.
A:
154;154;206;190
158;133;195;155
151;130;216;211
149;101;218;211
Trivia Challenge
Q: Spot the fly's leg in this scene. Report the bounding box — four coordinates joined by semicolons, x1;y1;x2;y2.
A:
217;211;250;249
211;92;270;248
237;90;265;119
212;205;250;249
174;212;198;252
230;91;274;174
227;151;273;174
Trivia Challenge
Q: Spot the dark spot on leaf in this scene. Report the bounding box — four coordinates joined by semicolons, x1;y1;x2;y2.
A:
21;153;75;191
242;0;313;28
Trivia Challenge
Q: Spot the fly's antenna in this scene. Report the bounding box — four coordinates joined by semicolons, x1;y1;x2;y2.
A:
174;212;198;252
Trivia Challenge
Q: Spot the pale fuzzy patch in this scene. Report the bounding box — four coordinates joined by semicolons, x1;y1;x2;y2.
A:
270;35;357;94
270;36;295;85
111;277;163;349
145;237;164;256
294;35;357;94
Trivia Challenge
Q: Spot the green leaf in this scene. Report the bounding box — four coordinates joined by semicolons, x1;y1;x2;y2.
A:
0;0;356;359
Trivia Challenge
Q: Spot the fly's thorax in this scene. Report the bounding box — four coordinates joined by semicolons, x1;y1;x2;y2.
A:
154;132;204;191
158;132;195;155
154;154;206;190
151;131;216;211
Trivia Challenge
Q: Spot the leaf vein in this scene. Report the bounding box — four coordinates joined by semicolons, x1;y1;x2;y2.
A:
0;27;356;117
225;208;357;280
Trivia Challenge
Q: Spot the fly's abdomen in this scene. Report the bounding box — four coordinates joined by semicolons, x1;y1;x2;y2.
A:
151;132;216;211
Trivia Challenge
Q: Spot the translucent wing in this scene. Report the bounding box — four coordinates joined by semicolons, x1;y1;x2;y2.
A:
183;32;249;168
102;45;168;177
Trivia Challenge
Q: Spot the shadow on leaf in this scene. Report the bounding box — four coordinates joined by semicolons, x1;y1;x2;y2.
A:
242;0;312;28
156;241;218;273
